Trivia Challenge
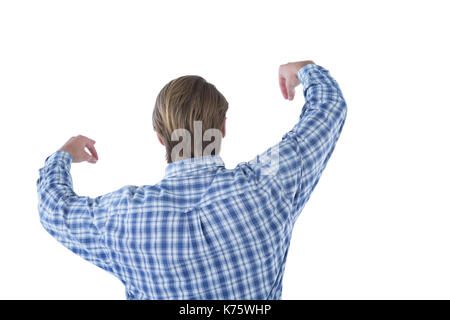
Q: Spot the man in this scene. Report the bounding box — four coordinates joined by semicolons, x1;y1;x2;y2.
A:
37;60;347;299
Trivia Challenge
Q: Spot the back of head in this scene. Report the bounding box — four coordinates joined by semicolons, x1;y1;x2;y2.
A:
153;75;228;163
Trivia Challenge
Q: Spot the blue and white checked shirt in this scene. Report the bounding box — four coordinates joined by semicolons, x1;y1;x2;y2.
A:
37;64;347;299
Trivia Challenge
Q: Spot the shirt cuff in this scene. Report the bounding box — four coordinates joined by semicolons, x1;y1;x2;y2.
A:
297;64;328;88
44;150;73;169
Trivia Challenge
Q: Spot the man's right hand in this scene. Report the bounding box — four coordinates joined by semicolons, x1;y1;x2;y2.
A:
278;60;315;100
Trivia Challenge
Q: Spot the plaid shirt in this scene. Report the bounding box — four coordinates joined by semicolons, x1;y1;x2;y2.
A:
37;64;347;299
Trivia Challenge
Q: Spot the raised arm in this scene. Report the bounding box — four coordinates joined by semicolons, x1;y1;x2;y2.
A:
245;61;347;222
37;135;126;272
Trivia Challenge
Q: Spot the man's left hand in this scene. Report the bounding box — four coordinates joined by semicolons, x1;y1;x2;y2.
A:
59;135;99;163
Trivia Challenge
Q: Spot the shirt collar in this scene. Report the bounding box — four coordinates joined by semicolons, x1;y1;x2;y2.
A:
164;155;225;178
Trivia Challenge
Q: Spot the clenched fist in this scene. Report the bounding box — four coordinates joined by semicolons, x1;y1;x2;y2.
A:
279;60;315;100
59;135;99;163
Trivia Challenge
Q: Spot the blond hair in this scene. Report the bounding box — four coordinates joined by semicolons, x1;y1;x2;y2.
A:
153;75;228;163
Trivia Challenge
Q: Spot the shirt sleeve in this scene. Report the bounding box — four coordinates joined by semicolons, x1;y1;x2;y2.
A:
243;64;347;222
36;150;129;272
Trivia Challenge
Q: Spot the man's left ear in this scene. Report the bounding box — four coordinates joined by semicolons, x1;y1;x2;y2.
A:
156;133;165;146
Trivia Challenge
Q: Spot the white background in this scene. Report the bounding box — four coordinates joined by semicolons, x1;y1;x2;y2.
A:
1;0;449;299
